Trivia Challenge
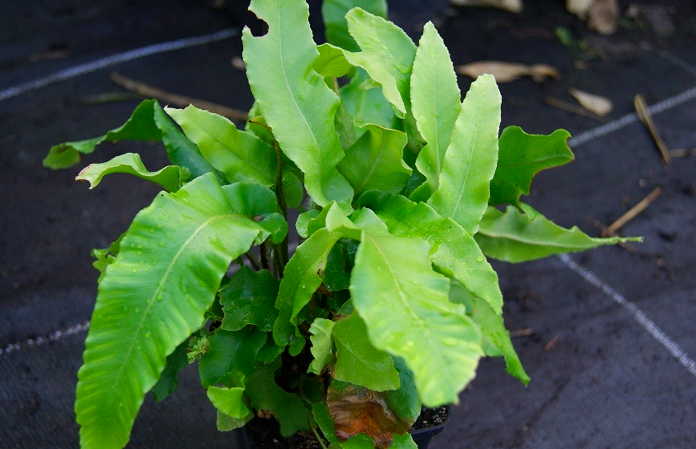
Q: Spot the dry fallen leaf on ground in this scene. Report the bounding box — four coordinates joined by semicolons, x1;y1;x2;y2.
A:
231;56;245;70
566;0;594;18
567;0;618;34
457;61;559;83
569;88;613;116
450;0;522;13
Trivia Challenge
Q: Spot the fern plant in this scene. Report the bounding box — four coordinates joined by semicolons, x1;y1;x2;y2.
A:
45;0;637;448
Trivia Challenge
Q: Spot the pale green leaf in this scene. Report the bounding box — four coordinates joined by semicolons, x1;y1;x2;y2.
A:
389;434;418;449
242;0;353;207
44;99;214;178
351;231;483;406
428;75;502;234
75;173;261;449
359;192;503;314
338;124;411;195
245;360;310;436
273;228;343;345
476;203;641;263
490;126;574;205
76;152;189;192
308;318;336;374
220;266;278;332
333;314;400;391
198;327;267;388
323;0;388;51
384;358;421;425
315;43;354;78
449;280;529;384
410;22;461;201
166;105;276;186
345;8;417;116
207;386;252;419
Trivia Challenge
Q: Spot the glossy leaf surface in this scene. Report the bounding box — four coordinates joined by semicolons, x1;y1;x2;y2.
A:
45;100;214;177
490;126;574;205
476;203;640;263
338;124;411;195
166;105;276;186
206;386;251;419
76;152;189;192
75;174;261;449
351;231;483;406
410;22;461;200
428;75;501;234
345;8;416;116
242;0;353;207
198;328;267;389
220;267;278;332
333;314;400;391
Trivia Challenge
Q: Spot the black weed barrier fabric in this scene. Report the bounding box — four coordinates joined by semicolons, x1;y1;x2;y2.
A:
2;1;696;448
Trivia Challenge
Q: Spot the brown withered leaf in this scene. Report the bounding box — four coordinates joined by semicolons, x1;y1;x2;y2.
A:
566;0;593;18
457;61;559;83
450;0;522;13
569;88;613;116
327;383;410;449
566;0;618;35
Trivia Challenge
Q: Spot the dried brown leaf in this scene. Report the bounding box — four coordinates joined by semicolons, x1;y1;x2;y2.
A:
566;0;593;18
588;0;619;34
569;88;613;116
327;384;410;449
457;61;559;83
450;0;522;13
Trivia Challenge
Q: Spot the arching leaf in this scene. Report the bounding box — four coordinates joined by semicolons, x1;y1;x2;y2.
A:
242;0;353;207
75;173;262;449
410;22;461;201
428;75;501;234
315;43;354;78
308;318;336;374
490;126;574;205
476;203;640;262
344;8;417;116
323;0;388;51
76;153;189;192
166;105;276;186
384;358;421;425
220;267;278;332
333;314;400;391
44;99;214;178
206;386;252;419
199;328;267;388
338;124;411;195
351;231;484;406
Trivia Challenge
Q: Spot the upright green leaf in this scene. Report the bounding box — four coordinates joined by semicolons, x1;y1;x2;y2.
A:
220;267;278;332
351;231;483;406
345;8;417;116
308;318;336;374
338;124;411;195
166;105;276;186
476;203;640;263
75;173;261;449
206;386;252;419
490;126;574;205
199;328;267;388
242;0;353;207
410;22;461;201
340;69;401;137
333;314;400;391
44;100;214;178
428;75;501;234
323;0;388;51
359;192;503;314
384;358;421;425
449;280;529;384
76;153;189;192
245;360;310;437
273;228;343;345
315;43;354;78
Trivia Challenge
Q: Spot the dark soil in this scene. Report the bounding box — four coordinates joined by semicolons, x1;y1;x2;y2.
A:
2;1;696;449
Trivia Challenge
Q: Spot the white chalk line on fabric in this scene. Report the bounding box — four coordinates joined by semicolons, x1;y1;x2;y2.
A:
0;28;239;102
0;321;90;357
569;85;696;148
558;254;696;378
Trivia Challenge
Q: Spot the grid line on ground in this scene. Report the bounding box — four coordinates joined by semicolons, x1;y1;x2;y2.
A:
0;28;238;102
558;254;696;378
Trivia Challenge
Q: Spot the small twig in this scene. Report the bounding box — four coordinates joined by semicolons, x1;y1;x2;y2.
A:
110;72;248;121
544;336;560;351
670;148;696;158
510;328;535;337
634;94;671;165
544;97;606;121
245;252;261;270
80;92;141;105
310;423;330;449
603;187;662;237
